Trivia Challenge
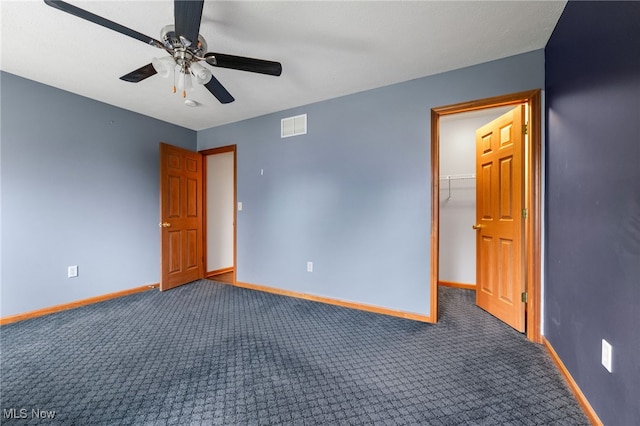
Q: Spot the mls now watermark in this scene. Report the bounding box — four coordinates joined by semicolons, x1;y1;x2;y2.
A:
3;408;57;420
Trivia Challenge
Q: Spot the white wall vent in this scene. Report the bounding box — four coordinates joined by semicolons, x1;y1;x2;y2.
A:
281;114;307;138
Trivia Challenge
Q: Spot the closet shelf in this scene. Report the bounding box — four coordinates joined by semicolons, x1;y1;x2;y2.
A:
439;174;475;200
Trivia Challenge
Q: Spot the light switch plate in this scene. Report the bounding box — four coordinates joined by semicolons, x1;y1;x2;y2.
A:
68;265;78;278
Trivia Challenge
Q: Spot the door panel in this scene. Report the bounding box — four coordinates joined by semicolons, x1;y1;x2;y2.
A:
480;164;493;220
479;235;494;294
168;176;181;218
498;238;515;303
475;106;525;332
186;229;198;268
169;230;182;273
499;156;514;219
187;178;198;217
160;143;203;290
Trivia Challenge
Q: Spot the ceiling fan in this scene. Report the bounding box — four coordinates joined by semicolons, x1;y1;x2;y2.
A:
44;0;282;104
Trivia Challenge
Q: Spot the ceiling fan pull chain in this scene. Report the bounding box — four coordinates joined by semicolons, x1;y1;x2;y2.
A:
172;61;177;94
172;67;177;94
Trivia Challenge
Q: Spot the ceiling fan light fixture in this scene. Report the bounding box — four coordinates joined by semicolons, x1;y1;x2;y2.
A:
177;66;192;98
152;56;177;78
190;62;213;85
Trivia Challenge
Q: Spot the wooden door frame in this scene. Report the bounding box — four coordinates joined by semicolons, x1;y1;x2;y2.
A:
200;145;237;285
430;89;542;343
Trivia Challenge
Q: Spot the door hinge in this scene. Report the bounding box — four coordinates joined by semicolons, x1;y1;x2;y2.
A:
522;208;528;219
523;123;528;135
521;292;528;303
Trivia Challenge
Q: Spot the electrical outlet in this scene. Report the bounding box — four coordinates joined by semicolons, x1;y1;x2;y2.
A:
238;202;243;211
307;261;313;272
601;339;612;373
68;265;78;278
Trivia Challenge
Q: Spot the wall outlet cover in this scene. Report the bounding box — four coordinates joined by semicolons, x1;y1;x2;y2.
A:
601;339;612;373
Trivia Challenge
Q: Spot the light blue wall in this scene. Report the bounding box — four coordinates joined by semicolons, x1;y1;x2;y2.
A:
1;50;544;319
198;50;545;316
1;72;196;317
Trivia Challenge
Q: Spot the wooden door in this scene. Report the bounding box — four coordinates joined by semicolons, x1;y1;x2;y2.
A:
160;143;203;291
475;106;525;332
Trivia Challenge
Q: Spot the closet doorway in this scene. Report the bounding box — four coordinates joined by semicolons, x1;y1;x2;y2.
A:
430;90;542;342
201;145;237;284
438;106;515;290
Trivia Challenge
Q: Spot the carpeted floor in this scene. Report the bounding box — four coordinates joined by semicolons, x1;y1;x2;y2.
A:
1;280;588;425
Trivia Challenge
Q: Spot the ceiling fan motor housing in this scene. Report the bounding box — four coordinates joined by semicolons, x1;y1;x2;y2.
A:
161;24;208;64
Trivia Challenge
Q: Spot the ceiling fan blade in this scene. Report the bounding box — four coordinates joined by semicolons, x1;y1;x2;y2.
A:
119;64;157;83
204;76;235;104
174;0;204;46
44;0;165;49
205;53;282;76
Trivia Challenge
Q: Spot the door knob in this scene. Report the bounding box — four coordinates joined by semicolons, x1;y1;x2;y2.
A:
159;222;171;228
472;224;485;230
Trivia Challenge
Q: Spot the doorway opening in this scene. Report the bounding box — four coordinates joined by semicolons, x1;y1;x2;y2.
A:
430;90;542;343
201;145;237;285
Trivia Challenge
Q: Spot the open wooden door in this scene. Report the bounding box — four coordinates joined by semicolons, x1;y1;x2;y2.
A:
159;143;204;291
474;106;525;332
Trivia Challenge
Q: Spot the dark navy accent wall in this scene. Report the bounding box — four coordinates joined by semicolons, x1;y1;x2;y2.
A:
545;2;640;424
1;72;196;317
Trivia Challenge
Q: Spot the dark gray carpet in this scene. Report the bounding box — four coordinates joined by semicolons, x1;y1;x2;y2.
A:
1;281;588;425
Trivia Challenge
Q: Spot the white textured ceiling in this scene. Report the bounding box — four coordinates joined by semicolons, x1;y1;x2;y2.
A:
1;1;566;131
